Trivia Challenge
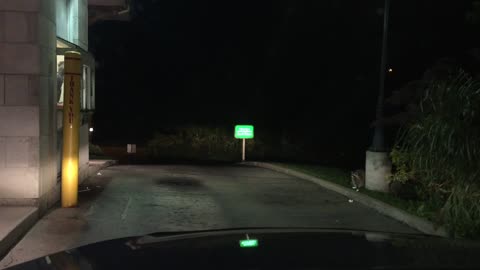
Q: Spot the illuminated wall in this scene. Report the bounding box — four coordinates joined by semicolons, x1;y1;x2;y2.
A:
0;0;93;209
0;1;57;207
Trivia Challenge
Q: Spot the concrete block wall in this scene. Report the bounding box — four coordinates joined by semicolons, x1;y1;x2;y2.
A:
0;0;57;209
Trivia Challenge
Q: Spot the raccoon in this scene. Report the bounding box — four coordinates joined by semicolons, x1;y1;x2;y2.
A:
351;169;365;190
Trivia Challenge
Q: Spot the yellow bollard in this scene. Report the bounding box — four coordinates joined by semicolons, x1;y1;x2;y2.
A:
61;51;82;207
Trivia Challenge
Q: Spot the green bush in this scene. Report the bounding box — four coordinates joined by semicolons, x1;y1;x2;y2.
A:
147;127;265;162
391;71;480;238
389;147;415;184
442;184;480;237
89;143;104;156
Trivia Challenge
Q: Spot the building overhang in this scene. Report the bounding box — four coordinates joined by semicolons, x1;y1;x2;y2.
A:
88;0;130;25
56;38;95;68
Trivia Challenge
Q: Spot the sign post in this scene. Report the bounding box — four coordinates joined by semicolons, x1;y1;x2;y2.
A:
127;144;136;164
234;125;254;161
242;139;246;161
61;51;81;208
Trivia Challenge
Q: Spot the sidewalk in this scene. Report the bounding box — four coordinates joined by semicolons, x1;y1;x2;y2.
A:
0;207;38;260
87;159;117;176
0;159;116;265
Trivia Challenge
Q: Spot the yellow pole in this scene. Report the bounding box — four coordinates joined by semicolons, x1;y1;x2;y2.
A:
61;51;81;207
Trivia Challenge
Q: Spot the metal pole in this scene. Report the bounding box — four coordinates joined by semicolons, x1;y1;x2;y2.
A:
61;51;81;208
242;138;246;161
371;0;390;151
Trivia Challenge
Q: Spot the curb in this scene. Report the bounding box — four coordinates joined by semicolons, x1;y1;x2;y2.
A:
88;160;118;177
0;207;38;260
241;161;448;237
0;160;117;263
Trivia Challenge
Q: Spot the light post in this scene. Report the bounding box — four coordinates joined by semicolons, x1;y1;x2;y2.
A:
366;0;392;192
371;0;390;152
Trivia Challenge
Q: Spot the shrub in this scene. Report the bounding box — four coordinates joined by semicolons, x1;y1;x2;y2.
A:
147;127;254;161
391;71;480;238
389;147;415;184
89;143;104;156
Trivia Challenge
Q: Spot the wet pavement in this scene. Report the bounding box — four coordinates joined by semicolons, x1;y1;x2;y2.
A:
0;164;418;268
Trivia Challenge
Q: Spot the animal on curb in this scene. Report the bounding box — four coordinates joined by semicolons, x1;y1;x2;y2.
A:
351;169;365;190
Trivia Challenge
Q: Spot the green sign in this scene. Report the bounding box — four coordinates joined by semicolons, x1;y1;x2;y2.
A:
239;239;258;248
235;125;254;139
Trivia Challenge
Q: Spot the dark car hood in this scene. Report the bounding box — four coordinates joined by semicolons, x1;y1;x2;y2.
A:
7;228;480;270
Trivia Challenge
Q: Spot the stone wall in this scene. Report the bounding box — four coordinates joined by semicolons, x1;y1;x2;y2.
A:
0;0;57;208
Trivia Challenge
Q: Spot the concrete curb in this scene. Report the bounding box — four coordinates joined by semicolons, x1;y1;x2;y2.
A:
88;160;118;177
0;208;38;260
242;161;448;237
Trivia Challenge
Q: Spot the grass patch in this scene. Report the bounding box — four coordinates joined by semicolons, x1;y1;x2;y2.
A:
274;162;438;222
362;189;437;220
272;163;351;188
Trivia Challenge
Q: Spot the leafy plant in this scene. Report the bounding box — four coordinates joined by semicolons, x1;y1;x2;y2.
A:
442;184;480;237
89;143;104;156
389;147;415;184
147;127;252;161
392;71;480;238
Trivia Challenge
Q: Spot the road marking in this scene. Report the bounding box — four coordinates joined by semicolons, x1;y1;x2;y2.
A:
121;196;132;220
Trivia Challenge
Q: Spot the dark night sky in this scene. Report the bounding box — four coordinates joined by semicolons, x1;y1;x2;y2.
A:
89;0;478;151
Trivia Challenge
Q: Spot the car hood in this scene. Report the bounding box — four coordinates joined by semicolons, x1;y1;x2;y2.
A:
6;228;480;270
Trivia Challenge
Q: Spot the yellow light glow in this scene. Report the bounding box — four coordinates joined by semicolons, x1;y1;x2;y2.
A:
61;51;81;208
62;158;79;207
